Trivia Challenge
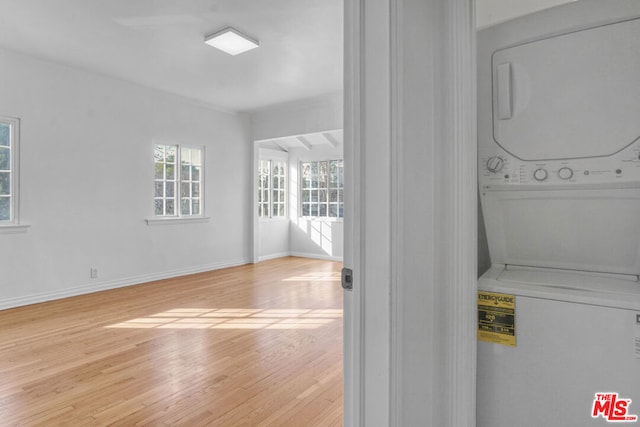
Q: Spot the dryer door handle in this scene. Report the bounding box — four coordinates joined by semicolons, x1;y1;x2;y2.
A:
496;62;513;120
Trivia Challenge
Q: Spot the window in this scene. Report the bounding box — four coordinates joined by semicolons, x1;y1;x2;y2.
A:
301;160;344;218
0;117;19;223
154;144;203;217
258;160;271;218
272;161;286;217
258;159;287;219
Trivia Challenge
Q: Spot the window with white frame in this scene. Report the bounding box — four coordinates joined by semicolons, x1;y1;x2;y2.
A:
272;161;286;217
301;159;344;218
258;159;287;219
154;144;203;217
0;117;19;223
258;160;271;218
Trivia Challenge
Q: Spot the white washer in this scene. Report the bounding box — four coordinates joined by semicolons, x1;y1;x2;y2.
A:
478;1;640;426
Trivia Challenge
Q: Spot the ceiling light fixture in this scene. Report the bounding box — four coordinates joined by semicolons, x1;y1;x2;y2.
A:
204;27;259;56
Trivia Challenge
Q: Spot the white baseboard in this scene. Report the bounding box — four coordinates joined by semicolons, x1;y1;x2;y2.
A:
289;251;343;262
258;251;344;263
0;258;251;311
258;252;291;262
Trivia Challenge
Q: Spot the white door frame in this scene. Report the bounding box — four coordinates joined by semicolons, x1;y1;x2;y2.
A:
343;0;477;425
251;141;259;264
342;0;364;423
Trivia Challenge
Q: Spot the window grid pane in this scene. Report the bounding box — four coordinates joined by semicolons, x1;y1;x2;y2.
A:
0;196;10;221
328;160;344;218
301;159;343;218
179;147;203;217
258;160;271;218
154;145;177;216
0;123;10;147
0;122;12;222
271;161;286;218
301;161;320;218
257;159;286;219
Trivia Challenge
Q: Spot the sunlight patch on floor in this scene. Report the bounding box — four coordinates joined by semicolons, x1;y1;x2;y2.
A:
282;271;341;282
105;308;343;330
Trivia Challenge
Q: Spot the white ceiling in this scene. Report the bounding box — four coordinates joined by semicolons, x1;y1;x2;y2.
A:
0;1;578;112
0;0;343;112
258;129;343;152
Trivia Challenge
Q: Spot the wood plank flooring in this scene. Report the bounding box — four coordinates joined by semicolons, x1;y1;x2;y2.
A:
0;257;343;426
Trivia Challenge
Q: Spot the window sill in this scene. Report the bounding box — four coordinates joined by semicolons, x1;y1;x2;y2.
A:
299;217;344;223
0;223;31;234
146;216;211;226
259;217;289;223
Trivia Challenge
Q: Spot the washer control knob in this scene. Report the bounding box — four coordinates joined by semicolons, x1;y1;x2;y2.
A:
486;156;505;173
533;168;548;182
558;167;573;180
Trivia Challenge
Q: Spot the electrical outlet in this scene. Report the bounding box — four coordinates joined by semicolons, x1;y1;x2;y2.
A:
90;268;98;279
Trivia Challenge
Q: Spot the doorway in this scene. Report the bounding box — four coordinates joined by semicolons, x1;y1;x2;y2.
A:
252;130;345;263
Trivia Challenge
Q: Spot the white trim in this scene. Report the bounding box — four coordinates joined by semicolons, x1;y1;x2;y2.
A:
258;217;289;223
447;0;477;424
145;216;210;226
343;0;364;425
348;0;477;425
253;128;343;145
389;0;403;423
322;132;341;149
0;257;251;311
257;252;292;262
357;0;393;423
431;0;477;424
289;251;343;262
0;116;20;225
296;136;313;151
0;223;30;234
273;141;289;153
258;251;343;263
11;116;19;224
252;141;260;263
297;217;343;223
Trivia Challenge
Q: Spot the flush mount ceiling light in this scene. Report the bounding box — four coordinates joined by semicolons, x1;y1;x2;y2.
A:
204;27;259;56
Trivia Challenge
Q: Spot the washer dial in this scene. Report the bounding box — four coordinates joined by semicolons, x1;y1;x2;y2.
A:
558;167;573;180
533;168;548;182
486;156;505;173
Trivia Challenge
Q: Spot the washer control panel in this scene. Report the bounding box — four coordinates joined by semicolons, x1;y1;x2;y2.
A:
479;139;640;186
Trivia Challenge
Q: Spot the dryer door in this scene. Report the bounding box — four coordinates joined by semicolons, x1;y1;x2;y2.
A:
492;18;640;161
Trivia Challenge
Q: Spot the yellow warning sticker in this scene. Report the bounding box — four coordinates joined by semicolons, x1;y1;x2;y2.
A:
478;291;516;347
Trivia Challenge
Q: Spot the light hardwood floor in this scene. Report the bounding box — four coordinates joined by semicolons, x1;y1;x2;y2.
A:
0;257;343;426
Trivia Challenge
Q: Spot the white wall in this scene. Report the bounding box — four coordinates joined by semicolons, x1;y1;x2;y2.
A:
258;219;290;261
476;0;576;28
0;48;252;309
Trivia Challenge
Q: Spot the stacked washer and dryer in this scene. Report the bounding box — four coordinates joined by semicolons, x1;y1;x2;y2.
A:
477;1;640;426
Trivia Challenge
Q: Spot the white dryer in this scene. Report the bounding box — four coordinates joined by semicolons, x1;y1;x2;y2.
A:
478;1;640;426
